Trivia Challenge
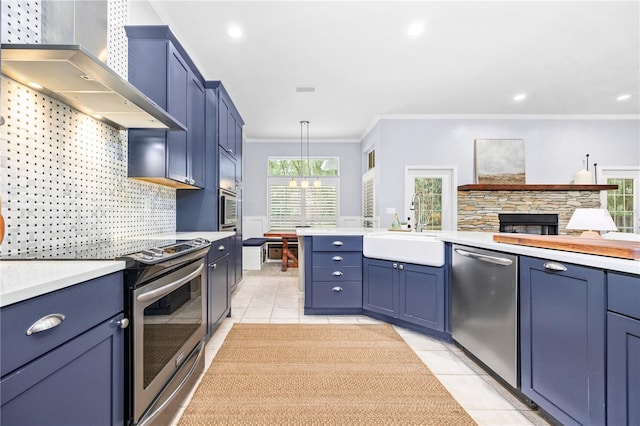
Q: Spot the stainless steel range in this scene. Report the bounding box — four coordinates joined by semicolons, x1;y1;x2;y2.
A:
120;238;210;426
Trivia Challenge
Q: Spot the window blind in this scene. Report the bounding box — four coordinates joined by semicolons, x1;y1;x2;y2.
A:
268;181;338;230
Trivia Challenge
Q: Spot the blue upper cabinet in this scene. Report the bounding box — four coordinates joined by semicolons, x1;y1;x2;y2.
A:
520;256;606;426
126;26;205;189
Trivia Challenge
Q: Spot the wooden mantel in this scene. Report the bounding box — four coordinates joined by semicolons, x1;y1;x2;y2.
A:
458;184;618;191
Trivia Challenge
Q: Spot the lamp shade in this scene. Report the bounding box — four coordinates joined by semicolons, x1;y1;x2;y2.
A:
566;208;617;237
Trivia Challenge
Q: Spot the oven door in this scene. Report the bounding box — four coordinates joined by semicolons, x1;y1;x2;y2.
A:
132;258;206;424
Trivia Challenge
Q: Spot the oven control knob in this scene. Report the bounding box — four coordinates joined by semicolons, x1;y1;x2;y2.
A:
150;248;164;257
141;250;155;260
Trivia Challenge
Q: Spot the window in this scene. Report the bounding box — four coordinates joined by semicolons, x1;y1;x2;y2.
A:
600;167;639;234
268;157;339;230
362;169;375;228
404;167;457;231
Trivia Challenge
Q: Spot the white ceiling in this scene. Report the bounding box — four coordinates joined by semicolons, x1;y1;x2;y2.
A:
131;1;640;142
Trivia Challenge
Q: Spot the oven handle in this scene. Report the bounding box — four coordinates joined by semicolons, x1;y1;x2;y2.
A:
137;341;205;426
136;263;205;303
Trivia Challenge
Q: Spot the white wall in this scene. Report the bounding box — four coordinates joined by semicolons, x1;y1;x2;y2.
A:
363;117;640;228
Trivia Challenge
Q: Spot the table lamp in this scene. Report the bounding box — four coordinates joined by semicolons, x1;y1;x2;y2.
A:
566;208;618;238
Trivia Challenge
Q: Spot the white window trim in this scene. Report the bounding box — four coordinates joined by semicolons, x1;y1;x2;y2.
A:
404;166;458;231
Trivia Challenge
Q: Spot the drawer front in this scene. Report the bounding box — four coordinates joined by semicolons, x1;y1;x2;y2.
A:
312;236;362;252
312;252;362;267
0;272;123;377
209;238;231;261
311;281;362;308
608;272;640;320
312;266;362;282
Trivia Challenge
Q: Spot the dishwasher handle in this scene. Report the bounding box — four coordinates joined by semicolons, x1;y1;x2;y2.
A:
454;248;513;266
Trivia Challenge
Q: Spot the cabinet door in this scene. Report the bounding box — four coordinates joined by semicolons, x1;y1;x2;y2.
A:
398;264;445;331
1;314;125;426
218;93;230;152
166;43;189;183
520;257;605;426
607;312;640;426
207;253;230;336
234;118;243;181
187;73;205;187
363;258;396;316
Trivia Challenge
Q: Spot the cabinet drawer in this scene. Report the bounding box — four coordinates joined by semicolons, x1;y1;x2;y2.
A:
311;281;362;308
312;266;362;282
608;272;640;320
312;252;362;267
209;238;231;262
312;236;362;252
0;272;123;377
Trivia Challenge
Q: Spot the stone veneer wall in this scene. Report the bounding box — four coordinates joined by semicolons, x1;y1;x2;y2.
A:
457;190;603;235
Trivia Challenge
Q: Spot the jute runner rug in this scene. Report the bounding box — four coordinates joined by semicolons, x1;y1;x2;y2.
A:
178;323;476;425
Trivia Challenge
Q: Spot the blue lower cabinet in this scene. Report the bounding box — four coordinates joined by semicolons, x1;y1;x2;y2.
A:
1;314;125;426
607;312;640;426
363;258;445;332
520;256;605;426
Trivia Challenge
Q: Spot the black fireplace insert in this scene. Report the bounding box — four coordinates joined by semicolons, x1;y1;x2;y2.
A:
498;213;559;235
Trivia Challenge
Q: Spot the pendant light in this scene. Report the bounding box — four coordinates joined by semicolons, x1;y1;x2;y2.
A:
303;121;321;188
300;120;309;187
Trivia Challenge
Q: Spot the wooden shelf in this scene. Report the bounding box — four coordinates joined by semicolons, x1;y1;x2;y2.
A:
458;184;618;191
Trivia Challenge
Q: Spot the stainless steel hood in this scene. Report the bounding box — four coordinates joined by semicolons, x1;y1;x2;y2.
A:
1;44;186;131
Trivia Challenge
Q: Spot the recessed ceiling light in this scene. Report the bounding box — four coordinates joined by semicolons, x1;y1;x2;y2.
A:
27;81;43;90
616;94;631;101
513;93;527;101
227;24;243;39
407;21;425;38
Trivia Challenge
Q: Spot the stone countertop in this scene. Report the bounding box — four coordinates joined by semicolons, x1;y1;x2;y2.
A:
297;228;639;275
0;231;235;308
0;260;126;308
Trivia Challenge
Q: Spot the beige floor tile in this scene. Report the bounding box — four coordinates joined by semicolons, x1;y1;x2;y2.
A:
415;350;477;375
466;409;535;426
399;331;449;351
435;374;516;410
271;307;299;319
238;317;270;323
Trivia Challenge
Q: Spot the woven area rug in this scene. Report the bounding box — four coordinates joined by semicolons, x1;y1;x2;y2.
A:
178;323;476;425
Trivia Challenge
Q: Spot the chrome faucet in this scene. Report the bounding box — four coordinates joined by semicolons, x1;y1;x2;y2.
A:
410;193;424;232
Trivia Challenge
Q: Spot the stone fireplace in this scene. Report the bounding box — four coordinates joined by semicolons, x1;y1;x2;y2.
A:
457;184;617;235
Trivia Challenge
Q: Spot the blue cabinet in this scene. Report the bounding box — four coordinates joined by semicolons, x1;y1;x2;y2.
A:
520;256;605;426
126;26;205;189
607;272;640;426
0;273;125;425
207;239;231;336
363;258;445;333
304;236;363;314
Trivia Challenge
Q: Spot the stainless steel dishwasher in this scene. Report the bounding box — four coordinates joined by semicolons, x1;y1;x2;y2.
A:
451;244;518;388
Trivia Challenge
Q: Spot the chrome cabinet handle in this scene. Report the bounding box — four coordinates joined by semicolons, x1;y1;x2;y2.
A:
332;241;343;246
332;256;343;261
332;286;343;292
393;263;398;269
116;318;129;329
332;271;343;276
399;264;404;270
543;262;567;272
26;313;65;335
209;263;217;269
218;245;225;251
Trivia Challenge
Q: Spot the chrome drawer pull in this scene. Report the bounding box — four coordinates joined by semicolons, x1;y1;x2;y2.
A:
332;286;343;292
393;263;398;269
332;241;344;246
544;262;567;272
26;313;65;336
332;271;344;276
332;256;343;261
399;264;404;270
116;318;129;329
218;245;225;251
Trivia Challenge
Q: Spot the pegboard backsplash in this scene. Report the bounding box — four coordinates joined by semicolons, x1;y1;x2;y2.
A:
0;0;177;256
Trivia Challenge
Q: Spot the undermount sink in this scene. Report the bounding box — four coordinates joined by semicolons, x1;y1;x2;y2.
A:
363;232;445;267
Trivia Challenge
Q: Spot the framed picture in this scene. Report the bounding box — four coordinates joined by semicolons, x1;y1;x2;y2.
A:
475;139;526;184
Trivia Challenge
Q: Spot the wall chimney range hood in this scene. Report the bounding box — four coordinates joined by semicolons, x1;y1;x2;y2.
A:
1;44;186;131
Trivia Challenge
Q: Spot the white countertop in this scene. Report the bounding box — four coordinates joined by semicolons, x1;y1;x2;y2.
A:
0;261;125;308
0;231;235;308
298;228;640;276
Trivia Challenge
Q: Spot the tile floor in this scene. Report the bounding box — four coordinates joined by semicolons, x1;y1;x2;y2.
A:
172;263;551;426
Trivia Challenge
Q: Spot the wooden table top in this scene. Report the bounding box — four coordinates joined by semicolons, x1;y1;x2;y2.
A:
264;231;298;239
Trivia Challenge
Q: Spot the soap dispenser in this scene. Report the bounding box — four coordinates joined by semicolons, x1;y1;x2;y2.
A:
391;213;400;229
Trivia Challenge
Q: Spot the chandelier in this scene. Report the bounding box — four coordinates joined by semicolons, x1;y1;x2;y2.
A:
289;121;321;188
